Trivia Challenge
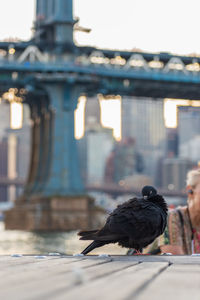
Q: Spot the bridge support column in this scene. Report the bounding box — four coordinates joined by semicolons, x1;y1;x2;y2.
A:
5;84;105;231
41;84;84;195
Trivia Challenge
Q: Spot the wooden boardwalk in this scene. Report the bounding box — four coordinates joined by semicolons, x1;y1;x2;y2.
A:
0;255;200;300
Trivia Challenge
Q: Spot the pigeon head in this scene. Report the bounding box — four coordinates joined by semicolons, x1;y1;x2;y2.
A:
141;186;157;200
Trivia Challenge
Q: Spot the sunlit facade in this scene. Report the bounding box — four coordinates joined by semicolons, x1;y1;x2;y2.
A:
122;97;166;150
74;96;87;139
10;102;23;129
75;95;121;141
164;98;200;128
99;95;121;141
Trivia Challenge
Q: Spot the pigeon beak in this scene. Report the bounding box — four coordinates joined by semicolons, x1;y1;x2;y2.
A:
143;196;148;200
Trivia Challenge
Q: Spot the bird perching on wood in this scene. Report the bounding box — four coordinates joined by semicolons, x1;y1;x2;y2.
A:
78;186;168;255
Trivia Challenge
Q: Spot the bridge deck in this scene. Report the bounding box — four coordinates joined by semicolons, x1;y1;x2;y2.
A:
0;255;199;299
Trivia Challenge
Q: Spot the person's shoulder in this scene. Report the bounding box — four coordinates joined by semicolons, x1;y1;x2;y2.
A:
168;207;178;218
169;205;187;215
168;205;187;226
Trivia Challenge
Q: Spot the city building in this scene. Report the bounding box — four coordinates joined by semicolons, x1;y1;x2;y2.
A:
0;102;31;202
104;137;144;185
122;97;166;150
0;101;10;138
78;119;114;185
121;97;166;180
179;136;200;163
166;128;179;158
178;106;200;147
78;97;115;185
178;106;200;162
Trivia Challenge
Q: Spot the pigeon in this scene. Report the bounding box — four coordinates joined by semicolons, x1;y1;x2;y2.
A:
78;186;168;255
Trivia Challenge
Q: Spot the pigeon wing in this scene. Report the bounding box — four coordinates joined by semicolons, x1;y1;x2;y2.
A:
108;199;166;241
89;198;141;241
106;198;150;238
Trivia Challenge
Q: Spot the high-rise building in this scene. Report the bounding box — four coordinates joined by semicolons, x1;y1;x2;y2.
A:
178;106;200;162
104;137;144;184
121;97;166;178
166;128;179;158
78;97;115;185
78;126;114;185
0;101;10;138
87;129;114;185
178;106;200;147
85;97;101;129
179;136;200;163
122;97;166;150
0;103;31;202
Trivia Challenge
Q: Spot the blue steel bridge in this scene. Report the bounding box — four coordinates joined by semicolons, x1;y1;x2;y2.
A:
1;46;200;100
0;0;198;229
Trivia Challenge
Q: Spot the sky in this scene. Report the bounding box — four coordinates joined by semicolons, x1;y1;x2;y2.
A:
0;0;200;55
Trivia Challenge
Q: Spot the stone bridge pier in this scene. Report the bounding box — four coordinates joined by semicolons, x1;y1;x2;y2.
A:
5;83;105;231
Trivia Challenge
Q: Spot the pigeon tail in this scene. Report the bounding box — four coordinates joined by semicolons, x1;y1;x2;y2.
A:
78;230;98;237
81;241;105;255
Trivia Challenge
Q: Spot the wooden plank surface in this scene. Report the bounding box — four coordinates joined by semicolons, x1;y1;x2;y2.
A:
0;255;200;300
136;264;200;300
60;261;168;300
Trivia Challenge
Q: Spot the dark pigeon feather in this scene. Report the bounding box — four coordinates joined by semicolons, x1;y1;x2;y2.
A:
78;186;168;255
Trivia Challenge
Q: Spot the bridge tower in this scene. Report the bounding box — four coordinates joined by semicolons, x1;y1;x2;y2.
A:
35;0;75;46
5;0;104;231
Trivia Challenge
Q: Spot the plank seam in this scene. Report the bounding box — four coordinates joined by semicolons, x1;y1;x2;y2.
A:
126;262;171;300
33;261;141;300
89;261;141;282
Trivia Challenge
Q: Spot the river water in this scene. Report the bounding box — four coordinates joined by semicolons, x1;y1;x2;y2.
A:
0;222;126;255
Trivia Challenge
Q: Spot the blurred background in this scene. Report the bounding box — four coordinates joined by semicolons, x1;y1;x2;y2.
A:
0;0;200;254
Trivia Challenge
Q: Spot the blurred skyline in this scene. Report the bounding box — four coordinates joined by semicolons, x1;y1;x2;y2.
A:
0;0;200;55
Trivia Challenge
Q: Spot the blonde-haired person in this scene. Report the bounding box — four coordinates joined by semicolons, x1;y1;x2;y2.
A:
128;168;200;255
152;168;200;255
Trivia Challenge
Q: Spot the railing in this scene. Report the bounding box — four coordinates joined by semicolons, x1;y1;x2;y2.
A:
1;44;200;76
86;183;187;198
